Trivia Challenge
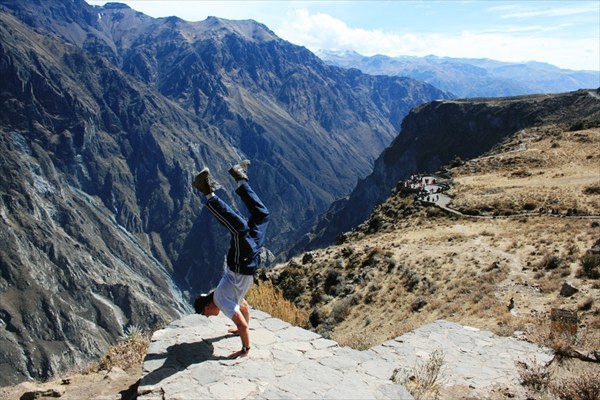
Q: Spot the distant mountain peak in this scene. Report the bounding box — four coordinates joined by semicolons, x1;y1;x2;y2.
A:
200;15;278;42
317;51;599;98
315;49;362;58
101;2;132;10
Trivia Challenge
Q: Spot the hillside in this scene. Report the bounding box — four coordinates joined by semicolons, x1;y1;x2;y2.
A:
300;90;600;253
265;122;600;397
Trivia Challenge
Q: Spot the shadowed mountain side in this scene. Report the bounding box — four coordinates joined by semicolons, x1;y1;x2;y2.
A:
0;10;228;385
137;312;553;399
299;89;600;252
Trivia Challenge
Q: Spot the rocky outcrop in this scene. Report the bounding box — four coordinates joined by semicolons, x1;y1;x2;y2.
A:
301;89;600;251
137;312;553;399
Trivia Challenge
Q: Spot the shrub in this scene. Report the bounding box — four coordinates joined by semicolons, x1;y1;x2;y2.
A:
324;269;341;295
582;185;600;195
577;297;593;311
411;296;427;312
275;265;306;300
85;326;150;374
386;257;397;272
404;270;420;292
551;370;600;400
341;247;354;257
532;320;579;358
331;296;357;323
540;254;562;270
580;254;600;279
309;309;321;327
516;358;551;392
362;248;384;267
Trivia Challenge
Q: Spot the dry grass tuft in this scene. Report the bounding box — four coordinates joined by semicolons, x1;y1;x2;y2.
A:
529;318;583;358
84;326;150;374
517;357;600;400
516;357;551;392
247;279;309;327
551;370;600;400
392;349;445;400
334;330;377;350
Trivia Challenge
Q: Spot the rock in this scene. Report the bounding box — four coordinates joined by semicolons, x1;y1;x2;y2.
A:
559;281;579;297
512;331;527;340
104;367;128;382
411;296;427;311
19;388;64;399
302;252;315;264
507;297;515;311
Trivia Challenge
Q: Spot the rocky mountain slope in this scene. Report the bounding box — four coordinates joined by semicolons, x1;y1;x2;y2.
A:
0;0;450;385
0;9;211;385
299;89;600;252
317;50;600;98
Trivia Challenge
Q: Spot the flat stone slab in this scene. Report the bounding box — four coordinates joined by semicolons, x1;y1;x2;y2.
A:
138;312;412;399
368;320;554;391
138;314;553;399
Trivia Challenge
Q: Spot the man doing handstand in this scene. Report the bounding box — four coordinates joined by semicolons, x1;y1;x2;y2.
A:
192;160;269;358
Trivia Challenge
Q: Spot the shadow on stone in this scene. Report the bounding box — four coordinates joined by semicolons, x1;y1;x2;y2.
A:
119;379;139;400
141;334;231;386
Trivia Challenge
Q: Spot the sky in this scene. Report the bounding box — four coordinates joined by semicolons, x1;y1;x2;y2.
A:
86;1;600;71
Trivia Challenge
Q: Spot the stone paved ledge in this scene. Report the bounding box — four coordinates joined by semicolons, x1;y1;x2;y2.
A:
138;311;553;399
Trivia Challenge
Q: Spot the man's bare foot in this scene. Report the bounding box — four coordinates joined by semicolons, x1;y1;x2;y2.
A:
227;328;240;336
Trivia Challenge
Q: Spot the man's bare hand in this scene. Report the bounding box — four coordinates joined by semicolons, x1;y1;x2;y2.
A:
228;348;249;359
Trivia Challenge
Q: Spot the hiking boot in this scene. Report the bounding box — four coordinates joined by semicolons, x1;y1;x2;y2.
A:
229;160;251;181
193;167;219;195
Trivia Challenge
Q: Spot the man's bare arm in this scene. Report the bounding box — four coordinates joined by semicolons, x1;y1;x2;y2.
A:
229;310;250;358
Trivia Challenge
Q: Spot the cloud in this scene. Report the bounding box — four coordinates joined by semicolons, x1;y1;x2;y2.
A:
276;9;422;56
274;8;600;71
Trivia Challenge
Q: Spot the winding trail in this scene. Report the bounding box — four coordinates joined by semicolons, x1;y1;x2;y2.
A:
410;175;600;220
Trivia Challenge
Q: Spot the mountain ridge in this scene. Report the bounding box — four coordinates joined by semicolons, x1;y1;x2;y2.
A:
316;50;600;98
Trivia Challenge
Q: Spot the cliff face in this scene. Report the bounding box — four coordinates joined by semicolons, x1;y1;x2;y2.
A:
302;89;600;250
0;10;213;384
0;0;450;384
